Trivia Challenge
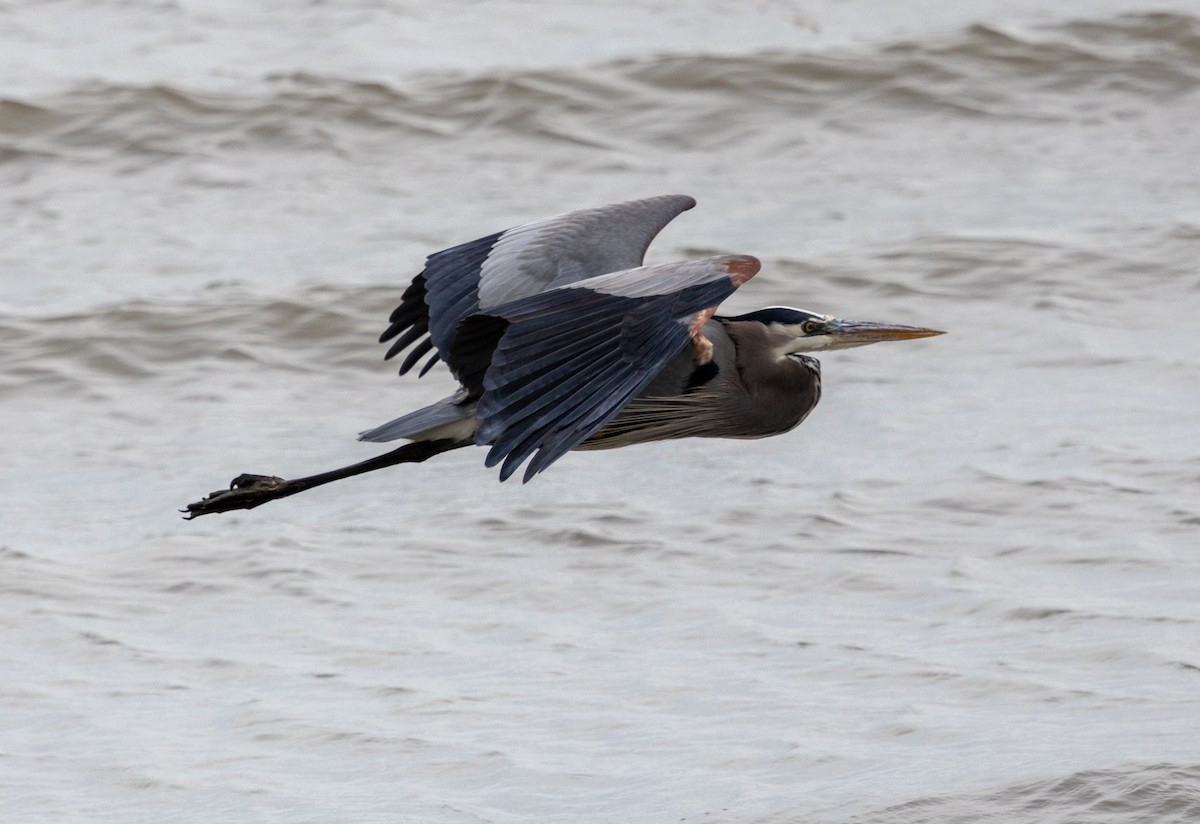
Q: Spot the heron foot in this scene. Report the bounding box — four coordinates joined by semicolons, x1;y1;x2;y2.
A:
229;473;281;490
182;473;287;519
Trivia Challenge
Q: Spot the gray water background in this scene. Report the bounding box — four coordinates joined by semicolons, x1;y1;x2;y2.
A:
2;1;1199;821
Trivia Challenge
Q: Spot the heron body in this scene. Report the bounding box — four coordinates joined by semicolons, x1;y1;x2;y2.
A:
586;314;824;450
360;195;940;481
365;314;823;458
184;194;942;517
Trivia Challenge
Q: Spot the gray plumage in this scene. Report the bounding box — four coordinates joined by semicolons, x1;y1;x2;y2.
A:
583;319;822;450
361;195;943;482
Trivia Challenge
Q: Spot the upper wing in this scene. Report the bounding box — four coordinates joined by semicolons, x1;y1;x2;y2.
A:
378;194;697;378
460;254;760;482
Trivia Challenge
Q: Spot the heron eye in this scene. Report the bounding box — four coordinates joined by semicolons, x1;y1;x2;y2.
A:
802;321;818;334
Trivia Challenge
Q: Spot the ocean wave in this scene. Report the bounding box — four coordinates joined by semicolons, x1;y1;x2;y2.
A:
2;13;1197;162
0;286;403;395
840;762;1200;824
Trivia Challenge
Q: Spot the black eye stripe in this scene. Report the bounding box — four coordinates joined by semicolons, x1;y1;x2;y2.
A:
726;307;821;325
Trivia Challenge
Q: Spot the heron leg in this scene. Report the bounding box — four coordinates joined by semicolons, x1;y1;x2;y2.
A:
182;438;466;519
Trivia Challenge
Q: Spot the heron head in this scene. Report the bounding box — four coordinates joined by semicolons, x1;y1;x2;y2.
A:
729;306;945;355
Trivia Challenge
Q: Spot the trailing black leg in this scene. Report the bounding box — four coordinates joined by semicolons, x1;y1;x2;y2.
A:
182;438;467;519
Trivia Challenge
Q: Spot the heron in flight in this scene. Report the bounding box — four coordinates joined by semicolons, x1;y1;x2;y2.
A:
184;195;942;518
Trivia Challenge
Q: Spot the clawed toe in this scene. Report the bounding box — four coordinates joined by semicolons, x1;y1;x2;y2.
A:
230;473;280;490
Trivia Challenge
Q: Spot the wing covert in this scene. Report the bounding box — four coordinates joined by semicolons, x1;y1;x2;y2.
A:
379;194;697;379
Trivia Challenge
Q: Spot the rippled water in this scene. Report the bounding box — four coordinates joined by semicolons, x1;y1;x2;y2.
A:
3;2;1199;821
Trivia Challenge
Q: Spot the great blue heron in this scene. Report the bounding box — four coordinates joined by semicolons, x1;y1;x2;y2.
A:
184;195;943;518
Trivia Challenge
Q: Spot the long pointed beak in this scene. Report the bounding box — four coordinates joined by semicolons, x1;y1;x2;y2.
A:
821;318;945;350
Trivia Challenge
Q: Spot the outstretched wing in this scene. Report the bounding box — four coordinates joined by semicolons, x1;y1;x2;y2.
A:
461;255;760;482
379;194;697;378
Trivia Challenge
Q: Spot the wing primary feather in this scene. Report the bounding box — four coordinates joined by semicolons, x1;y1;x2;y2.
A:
522;333;689;480
428;289;483;348
398;338;435;375
418;352;441;377
492;366;632;479
384;324;431;362
496;425;558;480
480;321;614;386
481;351;624;452
384;297;427;330
486;321;616;379
488;359;629;469
378;317;421;346
495;326;690;481
394;229;503;357
380;276;428;341
488;317;614;371
475;347;621;440
480;347;615;421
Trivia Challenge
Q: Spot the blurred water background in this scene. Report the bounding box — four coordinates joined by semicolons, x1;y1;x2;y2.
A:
2;1;1200;821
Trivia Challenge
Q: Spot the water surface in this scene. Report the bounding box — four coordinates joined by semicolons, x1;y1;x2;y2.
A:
2;2;1199;821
